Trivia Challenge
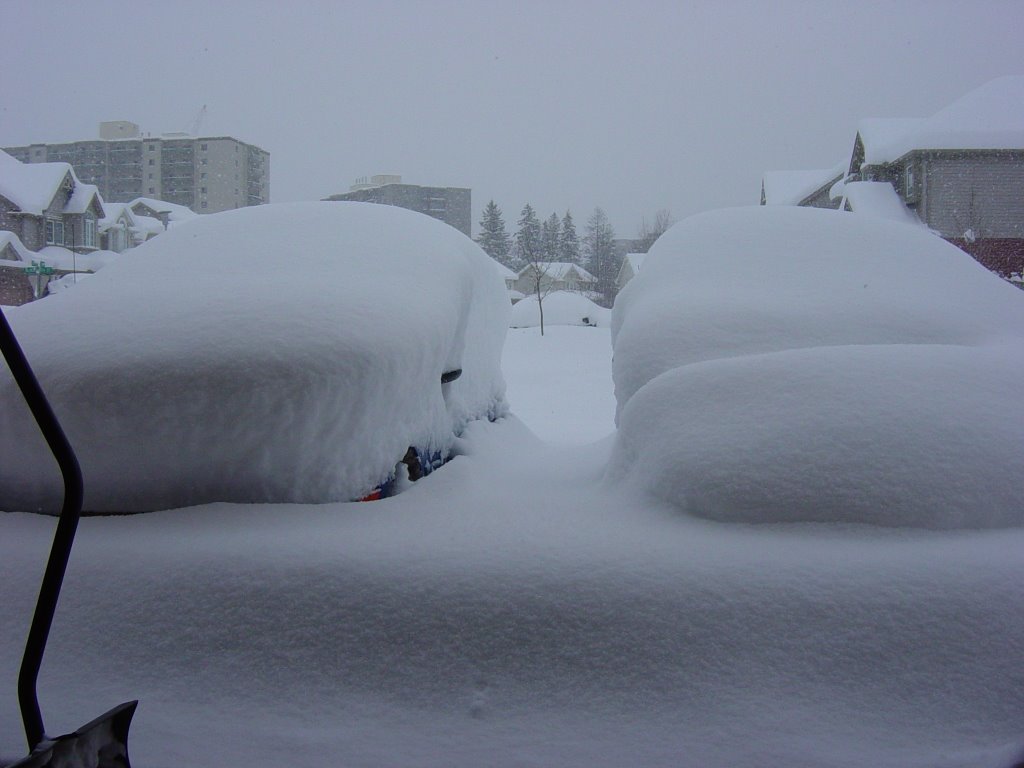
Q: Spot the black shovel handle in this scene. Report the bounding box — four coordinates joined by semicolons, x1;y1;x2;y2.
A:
0;306;84;750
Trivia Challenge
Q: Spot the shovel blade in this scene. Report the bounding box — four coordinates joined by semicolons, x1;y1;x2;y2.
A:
8;701;137;768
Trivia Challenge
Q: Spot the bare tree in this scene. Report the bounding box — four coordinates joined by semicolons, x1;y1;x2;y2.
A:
636;209;675;252
521;258;555;336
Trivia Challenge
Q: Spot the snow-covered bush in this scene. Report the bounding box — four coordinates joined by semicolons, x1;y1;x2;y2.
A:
607;206;1024;528
0;202;510;513
509;290;610;328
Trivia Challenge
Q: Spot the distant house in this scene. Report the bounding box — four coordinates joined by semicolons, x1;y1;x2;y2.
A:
763;76;1024;278
128;197;198;229
615;252;647;293
513;262;598;296
0;150;105;253
491;260;525;303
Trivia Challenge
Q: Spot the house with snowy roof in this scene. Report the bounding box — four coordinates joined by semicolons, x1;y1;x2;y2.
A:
99;202;167;252
764;77;1024;278
513;261;598;297
0;150;105;254
841;76;1024;276
128;197;198;230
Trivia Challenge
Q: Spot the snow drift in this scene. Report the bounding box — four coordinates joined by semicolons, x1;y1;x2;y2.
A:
0;202;510;513
608;206;1024;528
509;290;609;328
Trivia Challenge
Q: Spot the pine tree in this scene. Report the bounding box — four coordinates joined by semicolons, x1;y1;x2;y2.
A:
541;212;561;262
514;203;541;271
476;200;511;265
559;210;580;264
584;207;618;306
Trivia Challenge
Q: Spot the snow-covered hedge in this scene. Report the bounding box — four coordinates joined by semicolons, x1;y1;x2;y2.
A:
0;202;510;513
607;206;1024;528
510;290;610;328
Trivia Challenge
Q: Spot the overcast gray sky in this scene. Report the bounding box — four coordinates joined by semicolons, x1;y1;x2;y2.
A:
2;0;1021;236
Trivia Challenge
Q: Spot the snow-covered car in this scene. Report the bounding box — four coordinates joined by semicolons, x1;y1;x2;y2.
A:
0;202;510;513
607;206;1024;529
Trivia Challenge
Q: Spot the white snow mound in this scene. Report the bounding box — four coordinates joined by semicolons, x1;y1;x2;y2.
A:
0;202;510;513
608;206;1024;528
510;290;609;328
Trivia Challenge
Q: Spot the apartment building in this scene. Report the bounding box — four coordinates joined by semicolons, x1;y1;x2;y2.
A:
4;121;270;214
325;175;471;237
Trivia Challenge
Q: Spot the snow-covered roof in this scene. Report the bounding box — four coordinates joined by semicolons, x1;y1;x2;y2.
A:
838;182;927;228
623;253;646;273
128;196;198;222
98;201;137;229
132;214;166;235
0;231;32;262
0;152;73;215
0;149;102;217
518;262;597;282
761;163;846;206
857;76;1024;165
492;260;517;279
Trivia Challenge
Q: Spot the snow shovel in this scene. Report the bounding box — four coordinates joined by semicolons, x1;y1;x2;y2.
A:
0;306;137;768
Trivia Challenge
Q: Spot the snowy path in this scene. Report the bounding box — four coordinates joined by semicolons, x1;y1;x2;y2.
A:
501;326;617;444
2;328;1023;766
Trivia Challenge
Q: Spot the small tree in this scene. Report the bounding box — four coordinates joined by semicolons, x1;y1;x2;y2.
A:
522;260;555;336
559;210;581;265
476;200;511;265
584;207;618;306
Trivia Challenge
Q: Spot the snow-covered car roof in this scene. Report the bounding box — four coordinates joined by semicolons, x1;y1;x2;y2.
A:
607;206;1024;528
0;202;509;513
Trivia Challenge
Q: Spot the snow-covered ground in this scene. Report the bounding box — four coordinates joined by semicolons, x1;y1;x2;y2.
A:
2;207;1023;767
502;325;616;444
2;324;1023;767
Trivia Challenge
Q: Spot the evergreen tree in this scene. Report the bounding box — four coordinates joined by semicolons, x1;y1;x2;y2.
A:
476;200;511;265
584;207;618;306
541;212;561;262
514;203;541;271
559;210;580;264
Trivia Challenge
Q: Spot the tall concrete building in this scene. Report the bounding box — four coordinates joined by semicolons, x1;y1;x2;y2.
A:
4;121;269;214
325;175;471;237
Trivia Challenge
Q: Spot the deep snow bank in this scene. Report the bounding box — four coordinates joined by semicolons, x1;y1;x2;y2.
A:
509;291;609;328
608;207;1024;528
0;202;509;512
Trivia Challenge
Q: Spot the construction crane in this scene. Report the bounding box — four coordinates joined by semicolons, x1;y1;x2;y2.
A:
185;105;207;136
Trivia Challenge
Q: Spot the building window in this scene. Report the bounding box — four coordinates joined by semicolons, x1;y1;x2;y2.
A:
201;172;207;179
201;201;208;209
84;216;96;248
45;218;65;245
148;143;156;151
201;143;208;151
149;187;155;194
201;187;207;193
148;173;154;180
148;158;155;166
